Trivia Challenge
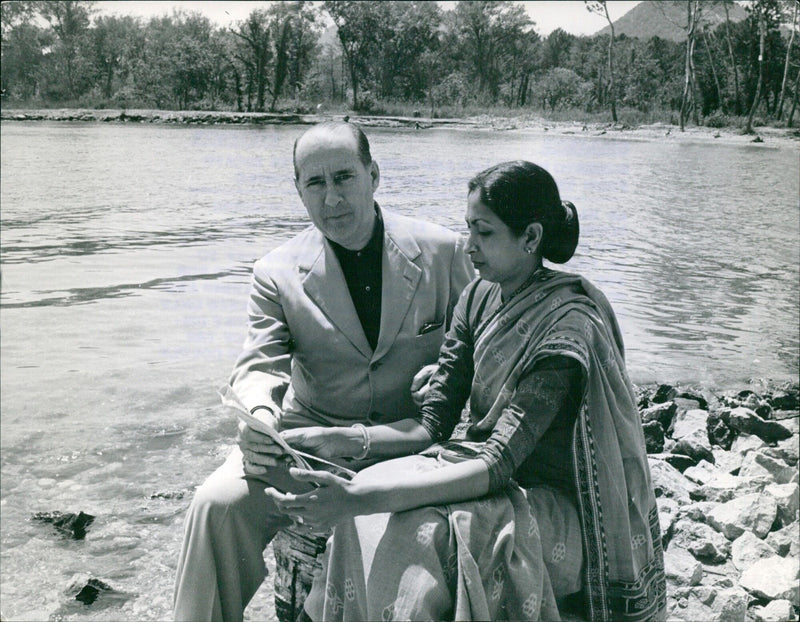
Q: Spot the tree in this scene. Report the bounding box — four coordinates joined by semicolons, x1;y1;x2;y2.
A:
585;1;618;122
678;1;700;130
745;0;782;130
232;9;272;111
38;0;95;98
776;0;799;118
324;1;381;110
90;15;140;99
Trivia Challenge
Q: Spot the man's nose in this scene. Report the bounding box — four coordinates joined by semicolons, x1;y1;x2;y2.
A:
324;182;341;207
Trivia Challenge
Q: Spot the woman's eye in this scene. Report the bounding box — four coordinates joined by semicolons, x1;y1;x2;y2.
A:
477;230;491;237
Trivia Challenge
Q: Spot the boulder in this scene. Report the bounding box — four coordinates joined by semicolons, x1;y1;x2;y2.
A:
730;432;767;456
706;493;777;540
708;412;736;450
31;510;95;540
648;457;696;503
672;435;715;465
765;521;799;556
739;555;799;605
677;390;709;410
652;384;677;404
683;460;719;485
752;599;796;622
726;407;792;443
667;586;748;622
670;519;731;563
693;473;767;503
641;401;677;429
764;483;799;526
731;530;776;571
712;447;744;474
656;497;680;546
680;501;719;523
664;547;703;586
740;451;796;484
672;409;710;441
642;420;665;454
763;435;799;466
769;389;799;411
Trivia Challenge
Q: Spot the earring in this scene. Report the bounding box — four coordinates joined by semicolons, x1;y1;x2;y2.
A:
525;247;534;255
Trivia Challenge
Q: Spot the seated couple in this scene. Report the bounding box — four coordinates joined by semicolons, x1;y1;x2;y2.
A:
174;121;666;622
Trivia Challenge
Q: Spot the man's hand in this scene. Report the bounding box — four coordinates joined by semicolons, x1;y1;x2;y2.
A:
237;420;286;475
281;426;359;460
410;363;438;408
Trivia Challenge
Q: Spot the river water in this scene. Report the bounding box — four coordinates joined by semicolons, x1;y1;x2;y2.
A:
0;121;797;620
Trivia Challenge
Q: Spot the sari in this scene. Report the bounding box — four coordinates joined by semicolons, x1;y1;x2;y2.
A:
305;269;666;621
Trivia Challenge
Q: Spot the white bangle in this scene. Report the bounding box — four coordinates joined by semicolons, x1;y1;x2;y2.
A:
351;423;370;460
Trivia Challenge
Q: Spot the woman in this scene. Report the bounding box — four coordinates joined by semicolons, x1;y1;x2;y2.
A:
271;161;666;621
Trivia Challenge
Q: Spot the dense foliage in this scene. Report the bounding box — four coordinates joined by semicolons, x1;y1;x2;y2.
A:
1;0;798;127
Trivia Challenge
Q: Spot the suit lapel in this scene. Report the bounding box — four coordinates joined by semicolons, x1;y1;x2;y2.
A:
373;214;422;362
301;236;373;359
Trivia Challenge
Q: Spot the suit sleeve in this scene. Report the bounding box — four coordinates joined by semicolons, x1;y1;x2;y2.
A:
446;235;475;330
228;258;292;428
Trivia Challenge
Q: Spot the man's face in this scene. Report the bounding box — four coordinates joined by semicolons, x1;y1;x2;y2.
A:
294;129;379;250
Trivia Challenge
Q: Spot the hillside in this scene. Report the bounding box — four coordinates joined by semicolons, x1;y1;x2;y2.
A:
598;1;748;42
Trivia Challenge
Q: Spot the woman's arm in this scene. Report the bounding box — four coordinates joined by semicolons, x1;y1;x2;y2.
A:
268;457;490;532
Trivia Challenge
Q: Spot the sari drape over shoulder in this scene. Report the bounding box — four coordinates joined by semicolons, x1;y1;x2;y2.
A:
458;269;666;621
305;269;666;622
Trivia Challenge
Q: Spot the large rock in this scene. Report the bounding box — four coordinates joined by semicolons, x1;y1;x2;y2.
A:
725;407;793;443
751;599;796;622
642;420;665;454
764;483;800;526
640;401;677;429
670;519;731;563
683;460;719;485
672;408;710;440
656;497;680;546
31;510;95;540
707;411;736;450
667;586;748;622
712;447;744;474
672;435;715;465
739;555;800;605
693;473;768;503
765;521;799;556
665;547;703;586
739;451;796;484
680;501;718;523
730;432;767;456
763;435;799;466
652;384;677;404
649;457;696;503
706;493;778;540
731;530;776;571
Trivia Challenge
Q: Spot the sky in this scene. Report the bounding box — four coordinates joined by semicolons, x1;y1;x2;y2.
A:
94;1;642;37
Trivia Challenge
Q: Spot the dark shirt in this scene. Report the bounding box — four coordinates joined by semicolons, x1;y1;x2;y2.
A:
329;208;384;351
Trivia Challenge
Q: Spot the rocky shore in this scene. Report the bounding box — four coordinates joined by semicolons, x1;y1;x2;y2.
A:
638;380;799;622
3;107;799;149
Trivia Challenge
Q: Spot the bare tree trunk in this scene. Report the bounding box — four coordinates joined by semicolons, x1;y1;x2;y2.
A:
777;0;799;119
603;3;618;122
723;1;742;114
702;27;724;113
680;1;699;131
746;5;767;133
788;66;800;126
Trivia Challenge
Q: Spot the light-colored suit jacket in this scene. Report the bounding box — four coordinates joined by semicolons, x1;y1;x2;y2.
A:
230;208;473;430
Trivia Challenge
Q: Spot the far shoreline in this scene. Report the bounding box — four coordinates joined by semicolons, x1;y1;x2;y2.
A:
2;107;799;150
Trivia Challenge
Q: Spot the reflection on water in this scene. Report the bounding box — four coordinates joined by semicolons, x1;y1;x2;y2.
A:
0;121;797;620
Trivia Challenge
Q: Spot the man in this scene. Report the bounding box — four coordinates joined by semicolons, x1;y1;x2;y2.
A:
173;121;473;622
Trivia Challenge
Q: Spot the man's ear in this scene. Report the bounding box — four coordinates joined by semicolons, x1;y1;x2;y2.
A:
370;161;380;192
525;222;543;254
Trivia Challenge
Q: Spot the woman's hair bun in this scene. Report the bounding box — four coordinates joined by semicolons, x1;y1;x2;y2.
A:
542;200;579;264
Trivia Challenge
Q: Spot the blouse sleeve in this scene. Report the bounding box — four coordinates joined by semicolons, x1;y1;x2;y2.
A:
418;284;477;443
478;355;584;493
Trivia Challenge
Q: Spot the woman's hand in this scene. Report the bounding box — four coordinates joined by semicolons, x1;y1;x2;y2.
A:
265;468;367;533
411;363;438;408
280;426;360;460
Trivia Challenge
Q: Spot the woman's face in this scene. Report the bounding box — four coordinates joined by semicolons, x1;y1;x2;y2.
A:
465;190;535;297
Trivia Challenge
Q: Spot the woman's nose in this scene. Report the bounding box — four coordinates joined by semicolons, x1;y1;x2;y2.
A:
465;234;477;254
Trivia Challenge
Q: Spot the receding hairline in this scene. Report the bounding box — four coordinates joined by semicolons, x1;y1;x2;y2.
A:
293;122;372;179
